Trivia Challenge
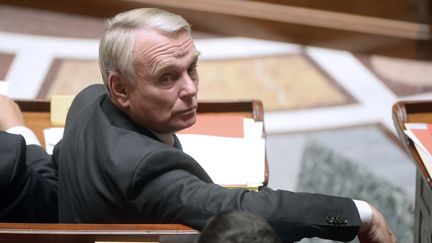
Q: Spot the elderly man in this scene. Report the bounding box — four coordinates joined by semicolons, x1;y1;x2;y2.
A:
54;8;395;242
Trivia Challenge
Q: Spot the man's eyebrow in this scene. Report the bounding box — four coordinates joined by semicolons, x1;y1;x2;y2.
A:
153;62;171;75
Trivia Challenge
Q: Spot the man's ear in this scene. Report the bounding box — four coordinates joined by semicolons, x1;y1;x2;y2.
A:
107;72;130;109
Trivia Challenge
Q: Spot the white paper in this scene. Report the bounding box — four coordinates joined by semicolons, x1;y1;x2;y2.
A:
243;118;264;139
177;134;266;186
43;127;64;154
405;123;428;130
0;81;9;95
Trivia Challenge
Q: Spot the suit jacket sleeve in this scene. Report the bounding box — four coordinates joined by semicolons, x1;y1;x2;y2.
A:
129;148;361;243
0;131;58;222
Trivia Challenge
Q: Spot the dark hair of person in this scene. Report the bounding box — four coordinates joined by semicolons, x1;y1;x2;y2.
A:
197;210;281;243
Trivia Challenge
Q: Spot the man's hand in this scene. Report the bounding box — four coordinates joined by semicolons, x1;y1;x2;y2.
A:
358;205;397;243
0;95;24;130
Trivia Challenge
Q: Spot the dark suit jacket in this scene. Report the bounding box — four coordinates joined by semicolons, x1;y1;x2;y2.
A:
55;84;361;242
0;131;58;222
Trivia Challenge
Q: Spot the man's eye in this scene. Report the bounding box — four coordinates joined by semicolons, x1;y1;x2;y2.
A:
188;64;198;74
160;74;172;82
158;74;176;88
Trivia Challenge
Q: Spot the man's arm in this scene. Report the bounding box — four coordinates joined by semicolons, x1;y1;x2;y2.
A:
0;94;57;190
0;94;40;145
129;149;360;242
0;95;58;222
0;95;25;130
131;148;396;242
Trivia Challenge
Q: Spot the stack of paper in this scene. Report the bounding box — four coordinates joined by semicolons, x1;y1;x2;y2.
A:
44;127;64;154
178;114;265;189
404;123;432;177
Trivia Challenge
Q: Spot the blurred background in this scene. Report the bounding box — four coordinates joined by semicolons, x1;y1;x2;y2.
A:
1;1;431;242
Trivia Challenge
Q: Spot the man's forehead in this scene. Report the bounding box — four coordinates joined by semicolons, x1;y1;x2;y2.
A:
134;30;195;57
132;32;198;77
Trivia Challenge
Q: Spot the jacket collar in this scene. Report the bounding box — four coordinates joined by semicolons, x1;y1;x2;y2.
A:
100;96;182;150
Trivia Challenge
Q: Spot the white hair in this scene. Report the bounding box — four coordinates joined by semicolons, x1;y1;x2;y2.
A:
98;8;191;88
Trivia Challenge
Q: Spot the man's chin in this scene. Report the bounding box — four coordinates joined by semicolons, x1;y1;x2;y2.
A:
174;117;197;133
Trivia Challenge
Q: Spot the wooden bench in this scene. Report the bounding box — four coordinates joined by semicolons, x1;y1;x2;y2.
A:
0;223;199;243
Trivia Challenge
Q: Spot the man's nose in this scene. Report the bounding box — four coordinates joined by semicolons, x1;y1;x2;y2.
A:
179;74;198;99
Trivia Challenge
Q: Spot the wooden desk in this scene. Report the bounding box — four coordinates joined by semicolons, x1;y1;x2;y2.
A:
392;100;432;243
0;223;199;243
392;100;432;188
